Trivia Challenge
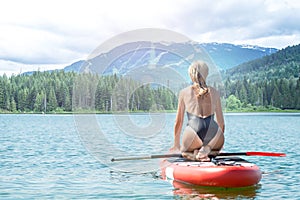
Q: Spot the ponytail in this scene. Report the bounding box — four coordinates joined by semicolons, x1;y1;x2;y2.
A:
188;61;209;97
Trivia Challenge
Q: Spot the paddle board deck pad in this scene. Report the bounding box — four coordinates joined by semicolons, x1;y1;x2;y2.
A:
161;157;262;188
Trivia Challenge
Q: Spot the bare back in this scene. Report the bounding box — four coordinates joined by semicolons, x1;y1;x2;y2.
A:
180;86;216;118
177;85;224;133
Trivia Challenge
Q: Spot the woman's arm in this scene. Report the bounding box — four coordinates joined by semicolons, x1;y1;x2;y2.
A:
215;91;225;133
172;91;185;150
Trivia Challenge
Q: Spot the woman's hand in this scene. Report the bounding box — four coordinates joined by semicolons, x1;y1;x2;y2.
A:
169;145;181;153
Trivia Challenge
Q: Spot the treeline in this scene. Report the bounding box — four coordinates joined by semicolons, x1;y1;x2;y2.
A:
223;44;300;111
226;44;300;81
1;70;300;113
0;71;75;112
0;71;177;113
224;77;300;110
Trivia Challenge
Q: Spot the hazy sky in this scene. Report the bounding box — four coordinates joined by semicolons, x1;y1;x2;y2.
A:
1;0;300;75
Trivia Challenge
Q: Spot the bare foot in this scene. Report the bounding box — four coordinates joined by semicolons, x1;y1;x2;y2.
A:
182;152;196;161
197;155;210;162
196;146;211;162
182;149;199;161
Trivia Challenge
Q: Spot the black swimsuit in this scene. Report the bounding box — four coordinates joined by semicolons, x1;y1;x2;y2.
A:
187;112;219;145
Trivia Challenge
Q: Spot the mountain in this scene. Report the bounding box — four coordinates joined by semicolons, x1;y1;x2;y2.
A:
66;42;277;75
64;60;85;72
20;42;277;80
22;60;85;76
225;44;300;81
200;43;277;70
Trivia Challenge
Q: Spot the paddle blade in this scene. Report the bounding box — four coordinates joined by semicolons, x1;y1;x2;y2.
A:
246;152;286;157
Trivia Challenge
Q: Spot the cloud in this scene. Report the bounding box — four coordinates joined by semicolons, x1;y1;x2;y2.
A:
0;25;87;64
0;0;179;64
172;0;300;45
0;59;65;76
0;0;300;75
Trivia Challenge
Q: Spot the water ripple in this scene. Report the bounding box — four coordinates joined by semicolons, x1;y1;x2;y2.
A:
0;113;299;199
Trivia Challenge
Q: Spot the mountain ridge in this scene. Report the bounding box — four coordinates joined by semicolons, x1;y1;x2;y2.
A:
80;41;278;73
225;44;300;81
22;42;277;76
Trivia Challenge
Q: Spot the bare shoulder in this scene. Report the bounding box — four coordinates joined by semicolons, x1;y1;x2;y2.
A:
179;86;192;95
208;87;220;97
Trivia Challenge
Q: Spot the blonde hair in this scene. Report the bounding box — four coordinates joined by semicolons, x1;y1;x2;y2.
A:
188;61;209;97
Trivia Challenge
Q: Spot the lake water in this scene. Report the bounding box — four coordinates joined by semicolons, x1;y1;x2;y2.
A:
1;113;299;199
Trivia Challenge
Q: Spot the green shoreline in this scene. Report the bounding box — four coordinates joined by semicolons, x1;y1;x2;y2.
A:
1;109;300;114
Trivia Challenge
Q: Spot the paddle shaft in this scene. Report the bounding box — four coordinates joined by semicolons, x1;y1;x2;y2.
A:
111;151;286;162
111;154;181;162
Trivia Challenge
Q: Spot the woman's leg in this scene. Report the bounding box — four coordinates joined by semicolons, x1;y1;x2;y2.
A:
180;126;204;160
207;128;224;151
181;126;225;161
180;126;202;152
196;128;224;160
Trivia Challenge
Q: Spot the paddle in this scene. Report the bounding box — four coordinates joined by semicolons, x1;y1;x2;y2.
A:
111;151;286;162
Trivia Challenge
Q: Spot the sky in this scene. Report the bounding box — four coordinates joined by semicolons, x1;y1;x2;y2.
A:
1;0;300;76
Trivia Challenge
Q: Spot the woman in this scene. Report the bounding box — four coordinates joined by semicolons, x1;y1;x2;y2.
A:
170;61;225;161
